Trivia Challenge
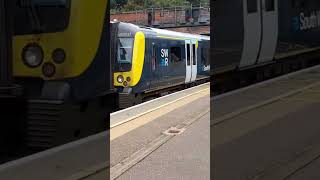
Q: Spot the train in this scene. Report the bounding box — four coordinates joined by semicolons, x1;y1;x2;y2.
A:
212;0;320;88
111;21;210;108
1;0;112;150
0;0;210;150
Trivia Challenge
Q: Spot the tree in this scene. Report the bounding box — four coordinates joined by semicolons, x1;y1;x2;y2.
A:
122;0;143;11
186;0;209;6
151;0;187;7
117;0;129;6
111;0;117;9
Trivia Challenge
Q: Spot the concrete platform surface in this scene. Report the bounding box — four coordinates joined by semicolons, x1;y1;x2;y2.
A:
212;65;320;180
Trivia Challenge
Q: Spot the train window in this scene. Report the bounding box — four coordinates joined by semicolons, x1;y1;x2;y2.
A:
292;0;320;9
170;47;182;63
187;44;191;65
265;0;275;11
192;44;196;65
292;0;305;8
152;44;156;57
247;0;258;13
201;47;209;65
117;37;134;64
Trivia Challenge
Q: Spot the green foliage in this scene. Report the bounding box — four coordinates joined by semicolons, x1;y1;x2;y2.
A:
111;0;129;10
186;0;209;6
150;0;187;7
110;0;117;9
122;1;144;11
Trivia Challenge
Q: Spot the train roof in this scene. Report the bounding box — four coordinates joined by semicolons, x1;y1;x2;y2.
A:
111;21;210;41
149;27;210;41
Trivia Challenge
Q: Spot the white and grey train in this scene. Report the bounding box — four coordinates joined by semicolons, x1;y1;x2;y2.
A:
212;0;320;75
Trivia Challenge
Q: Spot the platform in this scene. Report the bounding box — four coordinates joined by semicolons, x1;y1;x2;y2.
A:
212;65;320;180
82;83;210;180
0;83;210;180
110;83;210;180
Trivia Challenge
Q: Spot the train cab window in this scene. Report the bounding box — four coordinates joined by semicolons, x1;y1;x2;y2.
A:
187;44;191;65
116;37;134;71
15;0;71;35
265;0;275;11
247;0;258;13
117;37;133;63
170;47;182;63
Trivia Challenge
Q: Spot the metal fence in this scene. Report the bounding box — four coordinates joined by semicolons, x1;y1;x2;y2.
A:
111;4;210;28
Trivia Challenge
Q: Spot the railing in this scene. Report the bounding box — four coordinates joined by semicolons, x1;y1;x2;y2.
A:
111;4;210;28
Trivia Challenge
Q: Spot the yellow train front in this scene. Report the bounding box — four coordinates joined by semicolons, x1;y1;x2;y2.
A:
111;21;210;109
9;0;112;149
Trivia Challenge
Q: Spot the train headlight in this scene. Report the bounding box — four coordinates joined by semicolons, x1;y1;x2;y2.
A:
42;62;56;78
22;44;44;68
126;77;131;82
117;75;124;83
52;48;66;64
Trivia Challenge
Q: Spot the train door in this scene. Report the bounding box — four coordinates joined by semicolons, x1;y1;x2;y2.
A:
239;0;262;67
185;39;192;83
256;0;278;63
150;41;157;88
190;39;197;82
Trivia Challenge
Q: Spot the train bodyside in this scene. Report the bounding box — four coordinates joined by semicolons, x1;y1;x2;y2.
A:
276;0;320;57
212;0;320;75
197;36;211;77
139;29;210;92
112;22;210;108
212;0;245;74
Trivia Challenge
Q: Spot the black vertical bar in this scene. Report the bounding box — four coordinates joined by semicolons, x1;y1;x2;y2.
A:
0;1;25;154
106;0;111;178
210;1;213;85
0;0;14;88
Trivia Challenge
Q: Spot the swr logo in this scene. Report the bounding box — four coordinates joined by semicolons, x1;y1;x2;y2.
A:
160;49;169;67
